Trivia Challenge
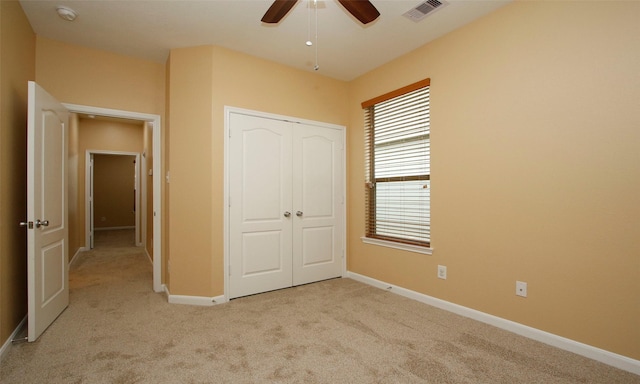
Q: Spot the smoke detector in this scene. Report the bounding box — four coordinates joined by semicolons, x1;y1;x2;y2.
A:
56;6;78;21
403;0;447;22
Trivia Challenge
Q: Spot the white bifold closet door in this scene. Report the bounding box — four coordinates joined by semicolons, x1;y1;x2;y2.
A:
229;113;343;299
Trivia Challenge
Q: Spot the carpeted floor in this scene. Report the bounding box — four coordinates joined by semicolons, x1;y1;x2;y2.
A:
1;229;638;383
93;228;136;248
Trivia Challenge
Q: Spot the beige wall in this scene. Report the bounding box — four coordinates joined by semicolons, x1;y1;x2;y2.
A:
167;46;214;297
347;1;640;359
35;37;165;116
163;58;171;286
0;0;35;345
68;114;81;259
167;45;349;297
93;155;136;229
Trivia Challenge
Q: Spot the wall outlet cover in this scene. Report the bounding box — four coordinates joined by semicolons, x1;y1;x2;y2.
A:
516;281;527;297
437;265;447;280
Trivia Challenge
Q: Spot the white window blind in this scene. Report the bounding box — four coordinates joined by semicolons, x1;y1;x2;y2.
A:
363;79;430;247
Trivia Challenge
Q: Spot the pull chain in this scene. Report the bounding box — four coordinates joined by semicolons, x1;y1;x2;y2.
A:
306;0;312;46
314;0;319;70
306;0;319;71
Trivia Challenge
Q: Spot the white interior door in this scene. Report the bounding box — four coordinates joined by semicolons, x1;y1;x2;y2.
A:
26;81;69;341
229;114;293;298
292;124;343;285
229;112;344;299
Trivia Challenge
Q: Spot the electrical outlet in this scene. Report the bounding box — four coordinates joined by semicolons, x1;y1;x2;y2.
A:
437;265;447;280
516;281;527;297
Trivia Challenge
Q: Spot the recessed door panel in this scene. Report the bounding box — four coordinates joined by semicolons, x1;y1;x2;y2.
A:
301;226;335;266
42;112;65;229
242;129;284;222
301;136;334;218
242;231;283;276
41;241;65;305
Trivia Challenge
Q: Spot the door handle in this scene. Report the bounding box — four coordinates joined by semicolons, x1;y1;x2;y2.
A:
283;211;291;218
19;221;33;229
35;219;49;228
296;211;303;217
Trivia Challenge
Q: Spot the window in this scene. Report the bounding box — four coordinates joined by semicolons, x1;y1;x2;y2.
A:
362;79;430;249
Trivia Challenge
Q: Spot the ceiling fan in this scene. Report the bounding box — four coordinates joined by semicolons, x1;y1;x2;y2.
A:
261;0;380;25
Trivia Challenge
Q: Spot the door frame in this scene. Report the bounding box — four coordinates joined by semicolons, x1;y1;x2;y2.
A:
64;103;163;293
85;151;142;248
223;106;347;301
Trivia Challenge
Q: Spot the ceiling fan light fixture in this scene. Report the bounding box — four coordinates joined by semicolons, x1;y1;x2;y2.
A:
56;6;78;21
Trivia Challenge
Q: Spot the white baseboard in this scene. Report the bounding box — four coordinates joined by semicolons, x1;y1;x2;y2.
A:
0;316;27;361
163;285;227;306
69;247;88;266
346;271;640;376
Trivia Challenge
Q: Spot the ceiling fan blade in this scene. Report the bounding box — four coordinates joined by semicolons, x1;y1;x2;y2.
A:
261;0;299;24
337;0;380;24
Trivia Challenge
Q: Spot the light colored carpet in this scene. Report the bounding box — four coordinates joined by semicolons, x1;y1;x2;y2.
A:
93;228;136;248
1;230;638;383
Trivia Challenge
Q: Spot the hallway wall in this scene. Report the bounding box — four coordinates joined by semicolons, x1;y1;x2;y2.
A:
93;154;137;229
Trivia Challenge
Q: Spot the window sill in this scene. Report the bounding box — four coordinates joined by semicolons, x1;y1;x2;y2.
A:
361;237;433;255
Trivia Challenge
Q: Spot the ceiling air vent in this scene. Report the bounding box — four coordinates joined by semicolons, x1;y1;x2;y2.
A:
403;0;448;22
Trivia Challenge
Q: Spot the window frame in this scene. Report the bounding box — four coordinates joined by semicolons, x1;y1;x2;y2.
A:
361;78;432;252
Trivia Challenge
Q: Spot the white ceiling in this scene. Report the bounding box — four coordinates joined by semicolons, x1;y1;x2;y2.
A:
19;0;510;81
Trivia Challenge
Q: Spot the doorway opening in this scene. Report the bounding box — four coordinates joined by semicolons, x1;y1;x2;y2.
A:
65;103;162;293
86;152;141;250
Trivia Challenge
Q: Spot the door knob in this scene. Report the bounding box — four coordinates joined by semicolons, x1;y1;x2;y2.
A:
19;221;33;229
296;211;303;217
35;219;49;228
284;211;291;218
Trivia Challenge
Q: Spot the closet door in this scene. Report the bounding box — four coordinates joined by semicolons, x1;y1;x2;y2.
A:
229;113;344;299
229;114;293;299
292;124;343;285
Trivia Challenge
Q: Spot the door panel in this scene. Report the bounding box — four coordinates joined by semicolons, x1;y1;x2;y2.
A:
229;114;292;299
300;136;335;217
242;231;284;275
301;226;334;265
27;81;69;341
242;128;286;221
42;113;64;227
41;242;65;304
292;124;343;286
